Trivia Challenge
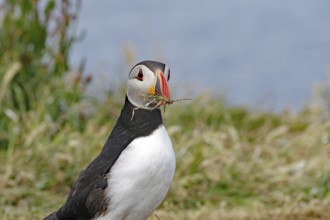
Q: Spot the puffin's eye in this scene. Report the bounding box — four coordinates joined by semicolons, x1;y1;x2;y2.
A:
167;69;171;81
136;69;144;81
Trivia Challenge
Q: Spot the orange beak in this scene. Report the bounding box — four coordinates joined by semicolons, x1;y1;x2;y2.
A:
155;71;170;101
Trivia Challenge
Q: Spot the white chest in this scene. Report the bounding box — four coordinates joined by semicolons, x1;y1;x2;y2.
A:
95;125;176;220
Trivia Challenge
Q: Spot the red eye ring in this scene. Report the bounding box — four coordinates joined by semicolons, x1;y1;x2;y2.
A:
136;69;143;81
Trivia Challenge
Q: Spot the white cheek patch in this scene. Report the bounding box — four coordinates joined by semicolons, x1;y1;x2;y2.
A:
127;65;156;109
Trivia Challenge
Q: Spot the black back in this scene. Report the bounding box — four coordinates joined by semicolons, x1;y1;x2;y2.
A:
44;97;163;220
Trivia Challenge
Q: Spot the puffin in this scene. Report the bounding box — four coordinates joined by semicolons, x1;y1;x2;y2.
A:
44;60;176;220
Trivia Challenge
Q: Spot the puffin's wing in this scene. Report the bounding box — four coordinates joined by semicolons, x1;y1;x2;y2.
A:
44;98;162;220
55;169;109;219
53;120;137;220
43;212;60;220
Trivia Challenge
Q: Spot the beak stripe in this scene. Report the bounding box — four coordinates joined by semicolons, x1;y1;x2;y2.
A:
160;73;170;100
155;72;170;100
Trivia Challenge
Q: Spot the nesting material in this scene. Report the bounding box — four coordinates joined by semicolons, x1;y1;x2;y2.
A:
146;93;192;112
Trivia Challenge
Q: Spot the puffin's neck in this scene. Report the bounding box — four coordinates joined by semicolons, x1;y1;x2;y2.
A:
118;96;163;136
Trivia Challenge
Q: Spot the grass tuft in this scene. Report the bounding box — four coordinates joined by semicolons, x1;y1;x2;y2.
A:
1;95;330;219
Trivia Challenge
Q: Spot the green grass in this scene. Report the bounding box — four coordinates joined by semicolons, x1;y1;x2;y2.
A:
2;2;327;218
1;95;330;220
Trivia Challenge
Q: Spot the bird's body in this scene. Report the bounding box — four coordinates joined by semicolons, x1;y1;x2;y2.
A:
97;125;175;220
44;61;175;220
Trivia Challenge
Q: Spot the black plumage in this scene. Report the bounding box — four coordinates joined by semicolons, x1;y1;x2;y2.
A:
131;60;166;74
44;97;163;220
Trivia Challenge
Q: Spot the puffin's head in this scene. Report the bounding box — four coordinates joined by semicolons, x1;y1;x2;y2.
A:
127;60;171;110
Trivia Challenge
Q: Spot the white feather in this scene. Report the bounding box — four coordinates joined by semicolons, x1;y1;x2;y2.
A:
95;125;176;220
127;65;156;109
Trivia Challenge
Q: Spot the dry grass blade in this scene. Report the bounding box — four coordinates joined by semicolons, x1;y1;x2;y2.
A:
0;61;22;105
147;93;192;112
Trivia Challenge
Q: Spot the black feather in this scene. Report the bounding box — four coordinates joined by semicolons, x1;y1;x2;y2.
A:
43;97;162;220
131;60;166;74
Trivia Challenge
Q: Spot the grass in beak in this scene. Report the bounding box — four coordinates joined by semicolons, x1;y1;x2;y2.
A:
147;94;192;112
131;94;191;121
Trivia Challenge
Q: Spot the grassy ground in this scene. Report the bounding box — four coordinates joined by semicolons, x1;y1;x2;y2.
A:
1;95;330;220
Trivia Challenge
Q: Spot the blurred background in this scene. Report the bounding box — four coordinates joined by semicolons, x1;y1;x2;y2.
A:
1;1;330;219
70;0;330;111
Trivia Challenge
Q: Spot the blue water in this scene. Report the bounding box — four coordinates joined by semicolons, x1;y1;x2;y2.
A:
70;0;330;111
